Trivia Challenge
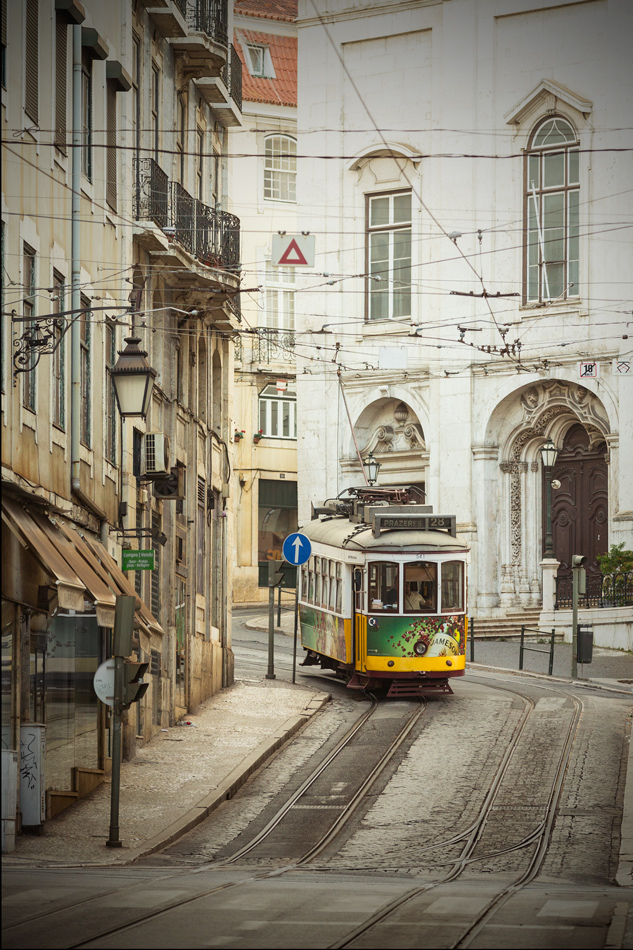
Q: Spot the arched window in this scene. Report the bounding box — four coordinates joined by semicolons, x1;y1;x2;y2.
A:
525;116;579;303
264;135;296;203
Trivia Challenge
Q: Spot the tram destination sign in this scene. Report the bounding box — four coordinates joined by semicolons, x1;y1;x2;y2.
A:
373;512;456;538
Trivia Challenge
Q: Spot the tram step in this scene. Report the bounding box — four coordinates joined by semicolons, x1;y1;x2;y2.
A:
387;680;454;698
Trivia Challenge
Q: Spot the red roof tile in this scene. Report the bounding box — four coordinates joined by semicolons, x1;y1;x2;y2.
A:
235;0;297;22
235;30;297;108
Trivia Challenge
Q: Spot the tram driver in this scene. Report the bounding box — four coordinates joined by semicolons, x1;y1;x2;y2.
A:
405;582;427;611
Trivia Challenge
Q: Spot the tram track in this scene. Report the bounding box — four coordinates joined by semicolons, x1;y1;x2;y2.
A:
3;693;426;950
327;674;584;949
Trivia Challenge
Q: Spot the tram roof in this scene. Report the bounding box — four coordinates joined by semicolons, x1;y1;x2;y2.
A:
300;516;470;553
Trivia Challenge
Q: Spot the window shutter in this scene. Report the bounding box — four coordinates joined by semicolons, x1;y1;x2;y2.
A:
55;15;67;152
25;0;38;124
1;0;7;50
106;80;117;209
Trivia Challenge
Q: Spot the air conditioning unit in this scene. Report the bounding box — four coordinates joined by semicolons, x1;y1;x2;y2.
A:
141;433;170;478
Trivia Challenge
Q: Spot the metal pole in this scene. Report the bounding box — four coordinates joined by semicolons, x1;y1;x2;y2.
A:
468;617;474;663
266;561;276;680
292;584;299;684
544;468;554;558
519;625;525;671
277;584;282;628
549;628;555;676
572;567;578;680
106;655;123;847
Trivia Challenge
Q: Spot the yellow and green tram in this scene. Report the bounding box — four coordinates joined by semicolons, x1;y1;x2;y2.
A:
299;487;470;696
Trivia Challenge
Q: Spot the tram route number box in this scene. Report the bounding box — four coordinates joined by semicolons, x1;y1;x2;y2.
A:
122;549;155;572
372;511;456;538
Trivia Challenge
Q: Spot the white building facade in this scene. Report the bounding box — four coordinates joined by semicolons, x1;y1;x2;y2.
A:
295;0;633;633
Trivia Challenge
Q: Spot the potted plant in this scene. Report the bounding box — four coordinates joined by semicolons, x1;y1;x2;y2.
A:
234;429;245;442
253;429;264;444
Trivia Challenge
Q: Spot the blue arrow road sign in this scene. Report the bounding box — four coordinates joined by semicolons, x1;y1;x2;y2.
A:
282;532;312;565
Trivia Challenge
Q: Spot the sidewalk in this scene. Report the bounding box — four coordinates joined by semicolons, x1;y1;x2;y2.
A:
3;678;330;868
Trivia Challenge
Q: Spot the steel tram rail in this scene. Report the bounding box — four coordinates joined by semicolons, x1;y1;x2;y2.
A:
54;693;426;949
327;675;584;950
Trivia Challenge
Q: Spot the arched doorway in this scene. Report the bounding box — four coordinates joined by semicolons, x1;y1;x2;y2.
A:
544;423;608;580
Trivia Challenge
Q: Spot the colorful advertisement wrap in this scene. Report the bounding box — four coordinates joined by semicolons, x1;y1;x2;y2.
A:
366;615;466;658
300;606;348;663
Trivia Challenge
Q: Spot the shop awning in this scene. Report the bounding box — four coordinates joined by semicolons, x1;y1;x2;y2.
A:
1;496;163;636
2;497;86;613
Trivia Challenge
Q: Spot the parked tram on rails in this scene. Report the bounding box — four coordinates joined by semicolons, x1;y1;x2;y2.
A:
299;487;470;697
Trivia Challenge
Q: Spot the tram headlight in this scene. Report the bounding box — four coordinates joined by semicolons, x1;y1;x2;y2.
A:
413;640;428;657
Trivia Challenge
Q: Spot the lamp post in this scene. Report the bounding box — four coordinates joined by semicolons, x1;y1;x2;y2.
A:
110;336;157;419
363;452;381;487
540;438;559;558
110;336;157;529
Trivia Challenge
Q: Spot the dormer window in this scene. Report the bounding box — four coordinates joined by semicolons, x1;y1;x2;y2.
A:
245;43;275;79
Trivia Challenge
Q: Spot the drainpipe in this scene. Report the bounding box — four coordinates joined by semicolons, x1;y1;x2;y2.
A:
70;24;107;537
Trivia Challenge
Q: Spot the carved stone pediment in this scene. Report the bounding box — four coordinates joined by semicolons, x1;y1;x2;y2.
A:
504;79;592;126
518;380;609;442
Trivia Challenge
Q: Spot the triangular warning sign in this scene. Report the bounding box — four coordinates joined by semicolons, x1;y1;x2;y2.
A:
278;238;309;265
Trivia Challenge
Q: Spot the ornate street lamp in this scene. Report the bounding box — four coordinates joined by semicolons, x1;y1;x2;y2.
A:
363;452;381;487
540;438;559;558
111;336;157;419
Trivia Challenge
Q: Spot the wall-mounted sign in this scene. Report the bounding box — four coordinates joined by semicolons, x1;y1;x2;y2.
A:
122;549;155;571
579;361;599;379
271;234;315;266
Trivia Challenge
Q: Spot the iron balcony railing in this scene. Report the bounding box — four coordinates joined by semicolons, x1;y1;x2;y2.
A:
554;571;633;609
134;158;240;271
256;329;296;364
221;44;242;112
133;157;169;229
173;0;187;17
186;0;228;47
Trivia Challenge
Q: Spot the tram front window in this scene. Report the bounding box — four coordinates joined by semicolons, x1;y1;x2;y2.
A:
368;562;400;612
441;561;464;612
404;561;436;612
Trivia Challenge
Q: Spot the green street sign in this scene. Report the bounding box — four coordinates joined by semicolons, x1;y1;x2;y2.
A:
122;549;155;572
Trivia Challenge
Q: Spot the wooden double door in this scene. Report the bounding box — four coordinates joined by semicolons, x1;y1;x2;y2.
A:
543;423;608;579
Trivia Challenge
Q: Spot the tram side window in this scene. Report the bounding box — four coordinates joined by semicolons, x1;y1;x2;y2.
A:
403;561;436;613
368;562;400;612
321;558;330;608
301;564;309;601
328;561;337;611
308;556;315;604
441;561;464;613
315;558;321;606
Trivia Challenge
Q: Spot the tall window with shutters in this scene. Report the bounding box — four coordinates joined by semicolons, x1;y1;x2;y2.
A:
524;116;580;304
80;296;91;447
25;0;38;123
197;478;206;594
81;51;92;180
52;271;66;429
1;0;7;91
105;324;116;462
22;244;36;411
106;80;117;210
55;13;67;153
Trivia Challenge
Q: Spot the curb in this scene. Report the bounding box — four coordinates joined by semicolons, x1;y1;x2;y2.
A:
244;615;295;638
112;692;331;866
467;661;633;695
